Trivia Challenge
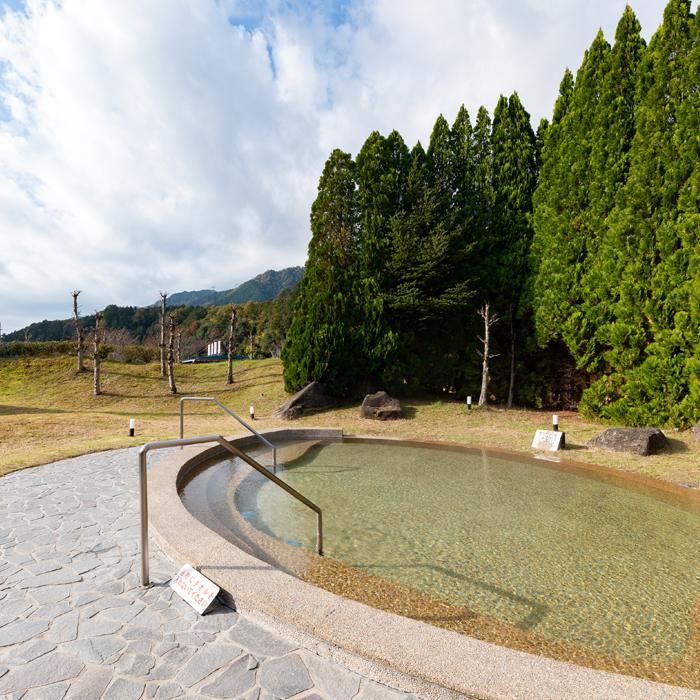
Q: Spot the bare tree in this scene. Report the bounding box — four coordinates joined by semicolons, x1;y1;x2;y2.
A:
93;310;103;396
249;329;254;361
158;291;168;377
477;303;499;407
227;304;238;385
176;330;182;364
24;328;32;342
101;328;139;348
167;313;177;394
71;290;86;371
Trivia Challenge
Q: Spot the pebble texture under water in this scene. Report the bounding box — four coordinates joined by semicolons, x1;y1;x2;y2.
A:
180;439;700;689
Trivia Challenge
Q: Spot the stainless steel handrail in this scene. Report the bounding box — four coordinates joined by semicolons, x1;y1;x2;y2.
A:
180;396;276;469
138;434;323;586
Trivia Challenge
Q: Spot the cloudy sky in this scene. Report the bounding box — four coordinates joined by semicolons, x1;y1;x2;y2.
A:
0;0;668;333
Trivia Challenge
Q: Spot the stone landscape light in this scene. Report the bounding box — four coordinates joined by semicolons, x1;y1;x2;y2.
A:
250;405;255;420
129;418;135;437
467;396;472;410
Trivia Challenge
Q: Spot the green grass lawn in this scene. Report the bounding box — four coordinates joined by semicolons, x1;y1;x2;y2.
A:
1;354;699;487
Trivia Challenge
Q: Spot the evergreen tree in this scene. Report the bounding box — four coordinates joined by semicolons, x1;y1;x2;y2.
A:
530;30;611;360
581;0;697;426
471;106;494;241
354;129;411;389
488;93;538;403
282;149;364;395
449;105;475;226
384;162;475;391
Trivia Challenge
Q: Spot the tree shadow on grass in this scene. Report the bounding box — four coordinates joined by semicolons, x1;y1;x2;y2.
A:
0;405;67;415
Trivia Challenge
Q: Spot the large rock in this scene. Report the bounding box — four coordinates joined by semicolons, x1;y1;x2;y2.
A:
272;381;335;420
360;391;402;421
693;420;700;444
586;427;670;456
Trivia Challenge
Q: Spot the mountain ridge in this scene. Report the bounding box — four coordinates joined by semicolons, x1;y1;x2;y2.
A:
165;266;304;307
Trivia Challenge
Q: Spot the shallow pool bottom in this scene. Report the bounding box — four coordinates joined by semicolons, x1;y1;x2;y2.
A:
148;428;700;699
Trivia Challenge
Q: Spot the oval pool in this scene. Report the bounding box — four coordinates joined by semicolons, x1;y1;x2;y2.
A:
179;436;700;687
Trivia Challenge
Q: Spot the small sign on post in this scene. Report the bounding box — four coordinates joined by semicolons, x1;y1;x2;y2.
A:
170;564;220;615
532;429;565;452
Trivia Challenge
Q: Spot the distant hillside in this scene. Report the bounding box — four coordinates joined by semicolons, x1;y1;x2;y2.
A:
167;267;304;307
5;266;305;342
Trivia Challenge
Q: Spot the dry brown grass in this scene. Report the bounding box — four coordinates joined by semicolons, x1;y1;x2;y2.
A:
1;354;699;487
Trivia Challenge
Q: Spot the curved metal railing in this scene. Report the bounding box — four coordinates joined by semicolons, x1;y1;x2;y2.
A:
138;434;323;586
179;396;276;468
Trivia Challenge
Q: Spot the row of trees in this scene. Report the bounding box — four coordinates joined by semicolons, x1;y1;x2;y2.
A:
282;0;700;427
282;93;541;400
9;286;300;362
531;0;700;427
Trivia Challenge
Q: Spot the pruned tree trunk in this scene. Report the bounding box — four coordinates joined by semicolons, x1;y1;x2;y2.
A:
249;330;254;361
508;304;515;409
477;302;499;407
227;304;238;385
167;313;177;395
159;291;168;377
176;331;182;363
71;290;86;371
93;310;103;396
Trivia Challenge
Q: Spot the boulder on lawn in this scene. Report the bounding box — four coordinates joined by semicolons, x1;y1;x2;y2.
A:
272;381;335;420
360;391;403;421
694;420;700;444
586;427;670;456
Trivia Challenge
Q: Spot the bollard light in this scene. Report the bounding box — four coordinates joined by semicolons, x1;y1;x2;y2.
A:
250;406;255;420
129;419;136;437
553;414;559;432
467;396;472;410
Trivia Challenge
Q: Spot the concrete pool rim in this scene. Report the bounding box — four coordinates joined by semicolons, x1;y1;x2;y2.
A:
147;427;700;700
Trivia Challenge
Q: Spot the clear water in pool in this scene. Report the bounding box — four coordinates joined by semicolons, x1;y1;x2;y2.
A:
187;440;700;664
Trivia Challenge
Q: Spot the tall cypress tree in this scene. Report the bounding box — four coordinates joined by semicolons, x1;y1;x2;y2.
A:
471;106;494;243
354;130;411;390
676;8;700;423
582;0;697;426
384;161;475;392
530;30;611;363
282;149;364;395
488;93;538;403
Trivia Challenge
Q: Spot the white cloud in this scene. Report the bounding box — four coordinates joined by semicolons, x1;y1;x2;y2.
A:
0;0;668;332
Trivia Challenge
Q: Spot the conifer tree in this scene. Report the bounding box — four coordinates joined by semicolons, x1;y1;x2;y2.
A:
427;114;454;205
282;149;363;395
354;130;410;390
530;29;611;359
384;161;475;391
471;106;494;239
449;105;476;228
583;0;698;426
488;93;537;403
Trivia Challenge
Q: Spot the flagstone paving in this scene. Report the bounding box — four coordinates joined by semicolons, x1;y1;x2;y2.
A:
0;447;421;700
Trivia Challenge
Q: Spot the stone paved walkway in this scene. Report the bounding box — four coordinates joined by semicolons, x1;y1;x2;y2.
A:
0;447;421;700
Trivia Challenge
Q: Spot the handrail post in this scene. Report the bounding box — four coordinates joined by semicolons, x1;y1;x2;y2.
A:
139;448;150;587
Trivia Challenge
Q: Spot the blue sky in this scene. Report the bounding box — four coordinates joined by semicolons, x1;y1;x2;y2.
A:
0;0;669;332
